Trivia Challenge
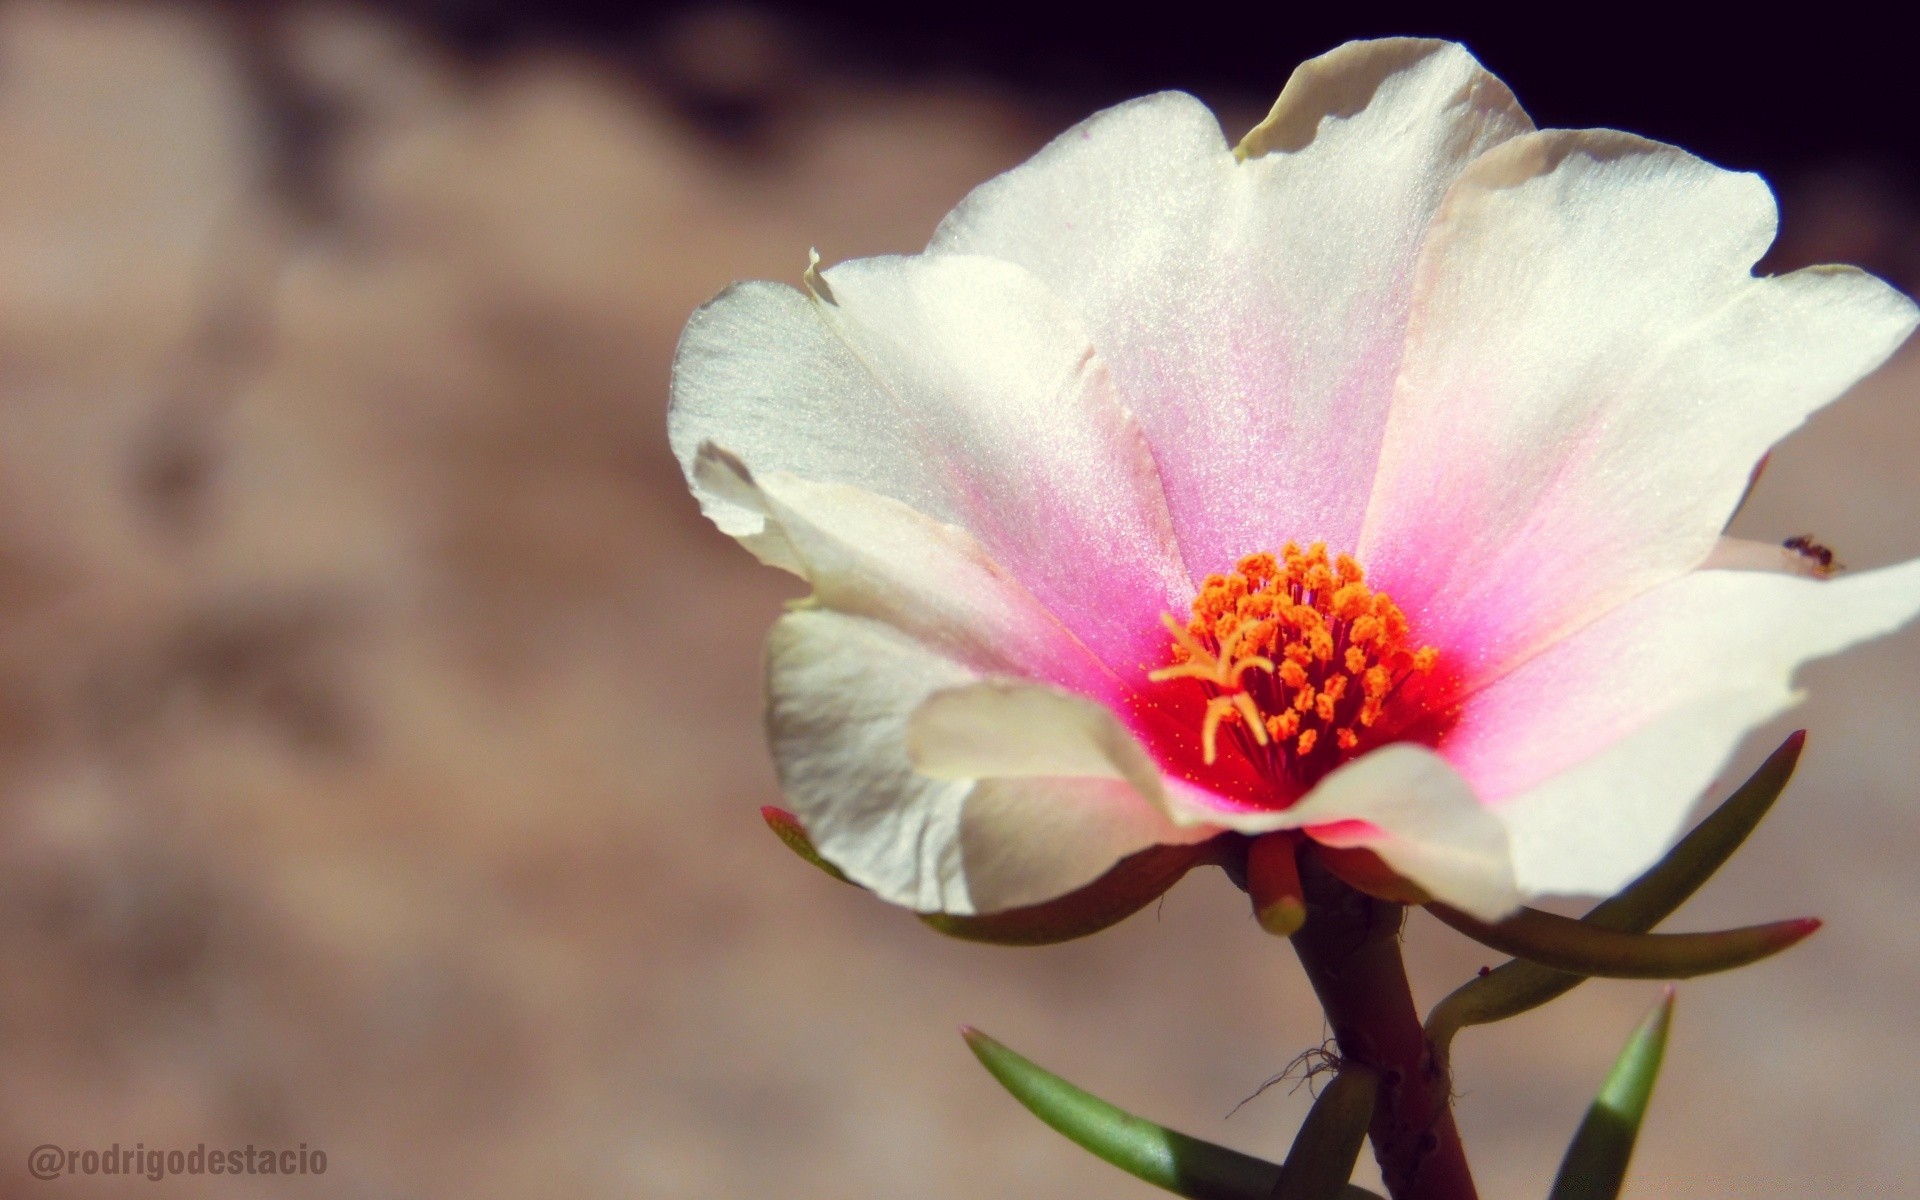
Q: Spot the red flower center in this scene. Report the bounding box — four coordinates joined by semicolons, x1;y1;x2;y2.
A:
1141;543;1438;797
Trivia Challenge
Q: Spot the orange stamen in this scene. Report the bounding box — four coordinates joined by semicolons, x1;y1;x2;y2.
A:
1152;542;1439;785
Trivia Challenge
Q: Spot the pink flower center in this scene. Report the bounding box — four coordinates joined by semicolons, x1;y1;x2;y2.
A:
1146;543;1438;793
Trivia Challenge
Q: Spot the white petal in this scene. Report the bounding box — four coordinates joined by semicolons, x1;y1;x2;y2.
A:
931;39;1530;574
953;776;1205;914
904;676;1245;834
905;681;1219;907
907;673;1519;917
768;609;972;913
902;675;1511;914
1157;745;1519;920
907;680;1170;804
1443;562;1920;898
1292;747;1519;921
768;610;1198;915
695;448;1114;695
1359;129;1920;683
670;255;1188;674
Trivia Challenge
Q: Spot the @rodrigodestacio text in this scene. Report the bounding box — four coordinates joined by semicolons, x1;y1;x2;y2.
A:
27;1142;327;1181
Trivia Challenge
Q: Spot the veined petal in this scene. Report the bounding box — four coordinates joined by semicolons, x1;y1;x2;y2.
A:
931;39;1530;576
1360;129;1919;683
770;610;1199;915
694;448;1115;697
1443;562;1920;898
670;254;1188;675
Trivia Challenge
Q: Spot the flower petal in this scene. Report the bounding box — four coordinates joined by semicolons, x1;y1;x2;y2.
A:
905;681;1219;909
1285;746;1518;921
906;677;1266;830
1359;130;1920;682
907;679;1170;804
767;609;970;913
694;448;1114;697
953;777;1206;915
670;254;1188;675
769;609;1199;915
1171;745;1517;921
1442;562;1920;898
930;39;1530;574
910;676;1517;919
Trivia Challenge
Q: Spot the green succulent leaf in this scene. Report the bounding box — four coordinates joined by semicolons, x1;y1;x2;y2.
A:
760;806;855;885
1272;1065;1378;1200
1426;732;1803;1054
960;1028;1382;1200
1583;731;1806;929
1548;988;1675;1200
1427;902;1817;980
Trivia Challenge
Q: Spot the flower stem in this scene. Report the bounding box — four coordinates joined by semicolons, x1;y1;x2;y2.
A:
1289;846;1475;1200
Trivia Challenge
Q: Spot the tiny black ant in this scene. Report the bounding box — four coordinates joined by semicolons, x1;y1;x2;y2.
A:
1783;535;1840;577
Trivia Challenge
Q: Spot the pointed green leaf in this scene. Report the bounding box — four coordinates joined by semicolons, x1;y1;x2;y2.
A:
1272;1065;1377;1200
1426;733;1803;1054
962;1026;1278;1199
760;806;855;885
1548;989;1675;1200
1584;730;1805;930
961;1028;1384;1200
923;840;1221;946
1428;902;1818;980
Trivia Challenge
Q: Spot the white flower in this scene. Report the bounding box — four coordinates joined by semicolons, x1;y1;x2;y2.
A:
669;39;1920;922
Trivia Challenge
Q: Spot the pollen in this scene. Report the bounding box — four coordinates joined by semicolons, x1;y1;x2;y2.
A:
1148;542;1439;785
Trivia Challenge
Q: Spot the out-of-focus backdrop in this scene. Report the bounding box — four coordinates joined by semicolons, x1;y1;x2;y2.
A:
0;3;1916;1196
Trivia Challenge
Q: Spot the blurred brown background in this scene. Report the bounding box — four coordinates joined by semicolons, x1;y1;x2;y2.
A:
0;2;1916;1196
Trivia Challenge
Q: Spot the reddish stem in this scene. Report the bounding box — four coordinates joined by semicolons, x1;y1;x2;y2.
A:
1289;845;1476;1200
